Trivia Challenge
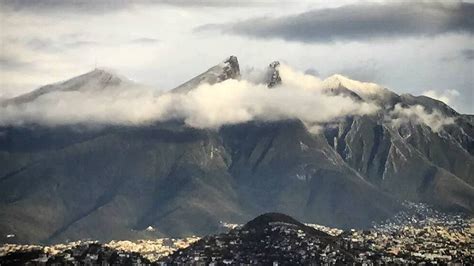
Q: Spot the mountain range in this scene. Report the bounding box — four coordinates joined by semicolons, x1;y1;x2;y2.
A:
0;56;472;244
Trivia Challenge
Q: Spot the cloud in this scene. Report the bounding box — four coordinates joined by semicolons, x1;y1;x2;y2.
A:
321;74;386;97
199;2;474;43
333;59;382;84
461;48;474;60
388;104;455;133
304;68;319;77
0;54;33;70
23;36;158;51
422;89;460;105
441;48;474;62
0;0;266;14
0;0;133;14
129;38;160;44
0;65;378;130
27;38;100;51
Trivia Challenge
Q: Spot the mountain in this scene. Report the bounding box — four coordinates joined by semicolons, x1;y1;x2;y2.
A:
318;79;474;213
0;56;472;245
2;69;131;106
171;56;240;94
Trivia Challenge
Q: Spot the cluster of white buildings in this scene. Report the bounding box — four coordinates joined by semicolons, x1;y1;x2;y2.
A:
105;237;200;261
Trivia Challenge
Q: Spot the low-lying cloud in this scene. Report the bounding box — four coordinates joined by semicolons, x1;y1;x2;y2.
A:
0;65;378;131
198;2;474;43
388;104;455;133
1;64;459;134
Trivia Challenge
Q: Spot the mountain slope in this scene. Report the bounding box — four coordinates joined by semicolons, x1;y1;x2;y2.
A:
0;120;401;244
220;120;400;228
2;69;130;106
171;56;240;94
318;76;474;212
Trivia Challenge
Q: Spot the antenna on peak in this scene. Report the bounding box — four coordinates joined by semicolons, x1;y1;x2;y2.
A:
94;57;98;70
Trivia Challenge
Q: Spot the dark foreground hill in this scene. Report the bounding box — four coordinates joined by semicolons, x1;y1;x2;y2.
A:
165;212;355;265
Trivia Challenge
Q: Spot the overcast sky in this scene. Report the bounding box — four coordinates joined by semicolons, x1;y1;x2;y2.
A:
1;0;473;113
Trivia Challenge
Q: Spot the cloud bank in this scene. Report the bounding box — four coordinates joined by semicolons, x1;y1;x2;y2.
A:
1;63;460;134
199;2;474;43
0;66;378;131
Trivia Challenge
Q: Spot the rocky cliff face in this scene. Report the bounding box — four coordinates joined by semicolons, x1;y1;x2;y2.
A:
317;91;474;213
266;61;282;88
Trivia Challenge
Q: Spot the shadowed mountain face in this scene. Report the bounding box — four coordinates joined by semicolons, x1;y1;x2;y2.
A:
321;98;474;213
0;120;400;244
0;56;472;244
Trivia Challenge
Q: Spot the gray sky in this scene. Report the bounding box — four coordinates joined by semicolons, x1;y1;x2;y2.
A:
1;0;473;113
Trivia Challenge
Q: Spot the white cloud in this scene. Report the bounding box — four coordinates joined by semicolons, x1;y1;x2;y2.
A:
322;74;385;96
0;66;379;130
388;103;455;133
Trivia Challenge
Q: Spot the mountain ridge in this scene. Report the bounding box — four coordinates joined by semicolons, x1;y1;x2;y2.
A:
3;68;130;106
171;55;240;94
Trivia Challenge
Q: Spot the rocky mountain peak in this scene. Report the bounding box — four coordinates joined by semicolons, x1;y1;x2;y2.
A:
74;68;125;87
322;74;384;96
4;68;127;105
266;61;282;88
171;55;241;93
218;55;240;81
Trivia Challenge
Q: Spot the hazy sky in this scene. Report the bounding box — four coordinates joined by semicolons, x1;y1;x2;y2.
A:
1;0;473;113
